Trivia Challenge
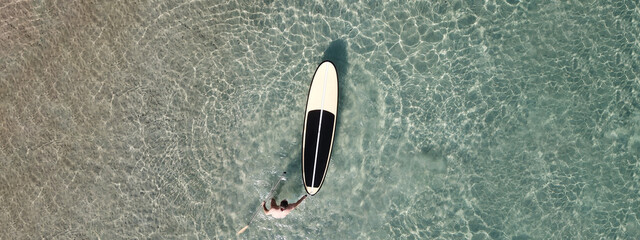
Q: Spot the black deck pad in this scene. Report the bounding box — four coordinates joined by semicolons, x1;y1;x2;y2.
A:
304;110;335;188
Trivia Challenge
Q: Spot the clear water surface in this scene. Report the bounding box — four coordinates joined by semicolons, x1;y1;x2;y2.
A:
1;0;639;239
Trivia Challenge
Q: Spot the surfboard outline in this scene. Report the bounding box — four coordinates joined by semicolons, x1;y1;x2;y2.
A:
301;60;338;196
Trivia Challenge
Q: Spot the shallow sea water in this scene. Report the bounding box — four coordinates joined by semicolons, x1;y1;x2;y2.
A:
1;0;639;239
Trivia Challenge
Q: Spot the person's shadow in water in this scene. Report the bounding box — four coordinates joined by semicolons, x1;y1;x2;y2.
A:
277;39;350;200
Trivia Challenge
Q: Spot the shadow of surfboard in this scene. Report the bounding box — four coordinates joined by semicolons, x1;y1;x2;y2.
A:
322;39;349;79
321;39;349;150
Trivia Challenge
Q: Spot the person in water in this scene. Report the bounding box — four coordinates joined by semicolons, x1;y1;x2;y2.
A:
261;195;308;219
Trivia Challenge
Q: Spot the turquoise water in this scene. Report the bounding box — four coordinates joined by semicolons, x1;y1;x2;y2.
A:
1;0;639;239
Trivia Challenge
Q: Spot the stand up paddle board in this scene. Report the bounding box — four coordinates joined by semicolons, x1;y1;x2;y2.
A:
302;60;338;196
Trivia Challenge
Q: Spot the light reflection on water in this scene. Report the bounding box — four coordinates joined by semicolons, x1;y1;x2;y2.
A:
1;0;638;239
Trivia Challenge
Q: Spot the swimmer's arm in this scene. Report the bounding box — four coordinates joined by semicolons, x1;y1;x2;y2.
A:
262;202;269;214
293;195;308;208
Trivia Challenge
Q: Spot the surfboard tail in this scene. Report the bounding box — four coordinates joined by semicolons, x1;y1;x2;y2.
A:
305;186;320;195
